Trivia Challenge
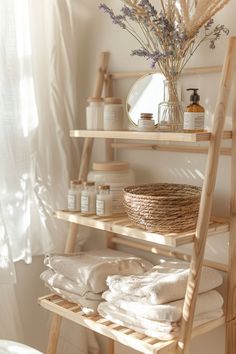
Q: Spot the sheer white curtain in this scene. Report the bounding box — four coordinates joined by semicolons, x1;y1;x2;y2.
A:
0;0;80;274
0;0;83;344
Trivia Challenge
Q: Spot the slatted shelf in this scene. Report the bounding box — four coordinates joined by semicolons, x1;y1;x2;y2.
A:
70;130;232;142
54;210;229;248
38;294;225;354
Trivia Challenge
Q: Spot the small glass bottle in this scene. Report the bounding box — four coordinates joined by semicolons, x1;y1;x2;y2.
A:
81;181;96;215
68;180;83;212
96;185;112;217
138;113;155;131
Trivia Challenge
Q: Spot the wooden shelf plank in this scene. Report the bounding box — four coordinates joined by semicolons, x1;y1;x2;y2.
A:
54;210;229;248
38;294;225;354
70;130;232;142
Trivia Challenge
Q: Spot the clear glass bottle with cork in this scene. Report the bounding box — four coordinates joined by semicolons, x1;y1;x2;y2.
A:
184;88;205;132
138;112;155;131
68;180;83;212
96;185;112;217
81;181;96;215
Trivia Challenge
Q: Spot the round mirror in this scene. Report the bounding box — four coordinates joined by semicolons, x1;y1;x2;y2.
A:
126;73;165;127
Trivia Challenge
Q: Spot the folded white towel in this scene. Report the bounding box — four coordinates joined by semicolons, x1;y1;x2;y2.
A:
41;269;102;301
97;301;223;341
45;283;102;315
102;289;223;322
107;260;223;304
44;249;153;294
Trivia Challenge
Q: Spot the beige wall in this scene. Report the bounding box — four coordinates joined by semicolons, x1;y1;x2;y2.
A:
15;1;235;353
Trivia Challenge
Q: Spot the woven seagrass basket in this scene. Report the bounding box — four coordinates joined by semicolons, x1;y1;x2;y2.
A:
123;183;201;233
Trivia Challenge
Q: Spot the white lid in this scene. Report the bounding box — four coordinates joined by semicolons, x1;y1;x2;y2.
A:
92;161;129;171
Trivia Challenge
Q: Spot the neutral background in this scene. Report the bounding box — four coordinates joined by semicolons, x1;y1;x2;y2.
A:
15;1;235;353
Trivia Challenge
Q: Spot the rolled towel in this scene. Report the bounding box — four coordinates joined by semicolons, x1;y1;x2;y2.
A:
44;249;153;294
107;260;223;304
41;269;102;301
97;301;223;341
102;289;224;322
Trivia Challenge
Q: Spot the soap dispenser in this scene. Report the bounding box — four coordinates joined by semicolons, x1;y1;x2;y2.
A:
184;88;205;132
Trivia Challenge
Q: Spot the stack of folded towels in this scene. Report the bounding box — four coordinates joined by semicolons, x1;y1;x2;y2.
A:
98;260;224;340
40;248;153;315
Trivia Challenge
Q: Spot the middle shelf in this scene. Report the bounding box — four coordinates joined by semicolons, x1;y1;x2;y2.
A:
54;210;229;248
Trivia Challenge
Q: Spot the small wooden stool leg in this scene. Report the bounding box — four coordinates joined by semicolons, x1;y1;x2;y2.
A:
46;315;62;354
107;338;115;354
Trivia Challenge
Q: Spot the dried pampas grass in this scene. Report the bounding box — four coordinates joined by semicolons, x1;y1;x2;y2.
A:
179;0;230;37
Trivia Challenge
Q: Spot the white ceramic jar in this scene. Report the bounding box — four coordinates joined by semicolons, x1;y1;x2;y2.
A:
86;97;104;130
88;161;135;214
104;97;123;131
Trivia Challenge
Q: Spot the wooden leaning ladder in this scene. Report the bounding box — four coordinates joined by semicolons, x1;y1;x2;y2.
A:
45;37;236;354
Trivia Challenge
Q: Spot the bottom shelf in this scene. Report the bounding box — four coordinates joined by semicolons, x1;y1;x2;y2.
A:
38;294;225;354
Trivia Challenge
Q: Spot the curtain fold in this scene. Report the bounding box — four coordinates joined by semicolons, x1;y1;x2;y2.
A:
0;0;81;273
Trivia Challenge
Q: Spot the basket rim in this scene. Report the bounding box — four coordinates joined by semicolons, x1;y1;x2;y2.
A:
123;183;201;200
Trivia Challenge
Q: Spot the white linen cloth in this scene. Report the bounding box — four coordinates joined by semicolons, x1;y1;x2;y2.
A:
45;284;101;315
97;301;223;341
41;269;102;301
107;260;223;304
44;249;153;294
102;289;224;322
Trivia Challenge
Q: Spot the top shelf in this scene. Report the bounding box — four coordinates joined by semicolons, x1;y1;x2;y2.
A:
70;130;232;142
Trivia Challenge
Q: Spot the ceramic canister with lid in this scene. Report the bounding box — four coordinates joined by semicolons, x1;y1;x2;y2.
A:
86;97;104;130
104;97;123;131
87;161;135;214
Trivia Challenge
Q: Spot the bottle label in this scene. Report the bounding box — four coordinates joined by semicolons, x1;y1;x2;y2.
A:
68;192;81;211
138;119;154;128
68;194;76;210
96;199;105;216
81;195;89;213
184;112;205;130
104;110;123;130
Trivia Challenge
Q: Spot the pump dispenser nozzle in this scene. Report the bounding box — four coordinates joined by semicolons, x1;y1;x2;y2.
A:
187;88;200;103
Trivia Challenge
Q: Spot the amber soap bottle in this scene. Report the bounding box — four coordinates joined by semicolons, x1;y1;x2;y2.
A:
183;88;205;132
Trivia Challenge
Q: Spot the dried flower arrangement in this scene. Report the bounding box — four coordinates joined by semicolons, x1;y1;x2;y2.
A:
99;0;230;130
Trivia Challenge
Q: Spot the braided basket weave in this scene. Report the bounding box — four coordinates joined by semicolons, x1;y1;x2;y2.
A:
123;183;201;233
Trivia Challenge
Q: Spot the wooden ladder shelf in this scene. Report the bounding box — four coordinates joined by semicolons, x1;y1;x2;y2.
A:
38;37;236;354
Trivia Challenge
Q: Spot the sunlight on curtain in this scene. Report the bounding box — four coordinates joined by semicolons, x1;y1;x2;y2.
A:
0;0;81;278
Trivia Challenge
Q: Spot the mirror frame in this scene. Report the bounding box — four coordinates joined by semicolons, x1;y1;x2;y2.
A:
126;72;165;127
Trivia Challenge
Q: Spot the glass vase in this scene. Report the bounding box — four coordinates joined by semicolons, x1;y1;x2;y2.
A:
157;78;184;132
